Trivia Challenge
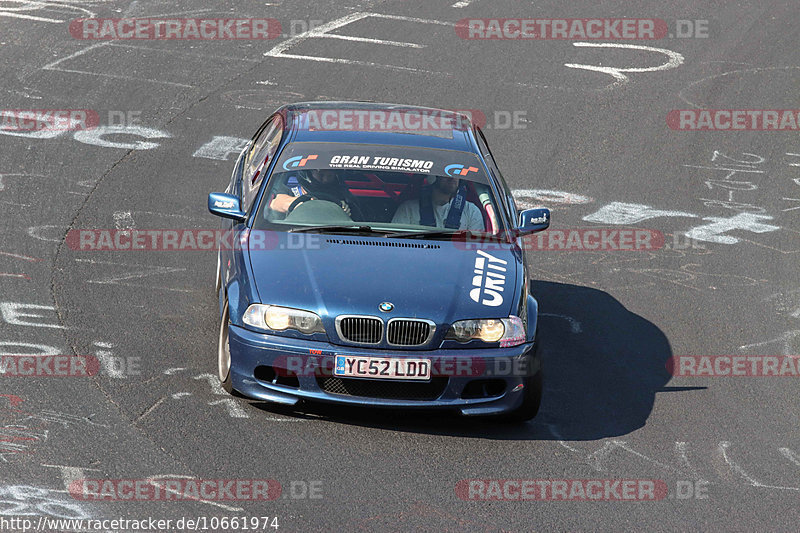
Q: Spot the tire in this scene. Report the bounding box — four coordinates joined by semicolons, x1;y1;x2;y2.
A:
498;369;542;423
217;300;234;394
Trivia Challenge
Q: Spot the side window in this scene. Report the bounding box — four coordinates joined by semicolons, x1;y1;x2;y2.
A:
476;128;517;222
242;117;282;212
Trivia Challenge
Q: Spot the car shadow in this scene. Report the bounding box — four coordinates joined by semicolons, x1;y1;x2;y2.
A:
250;281;687;441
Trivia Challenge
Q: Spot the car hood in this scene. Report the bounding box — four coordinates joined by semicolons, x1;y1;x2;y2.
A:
248;234;520;326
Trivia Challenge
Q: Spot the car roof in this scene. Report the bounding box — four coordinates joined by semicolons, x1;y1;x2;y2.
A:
275;101;478;153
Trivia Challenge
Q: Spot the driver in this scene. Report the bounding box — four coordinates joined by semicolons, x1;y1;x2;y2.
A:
391;176;484;230
269;168;360;219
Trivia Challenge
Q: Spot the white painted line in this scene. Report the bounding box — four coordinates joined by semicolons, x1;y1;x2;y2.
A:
583;202;696;224
193;136;250;161
720;441;800;491
130;210;208;220
75;259;193;292
42;42;196;88
318;34;425;48
208;398;249;418
193;373;226;395
370;13;455;26
740;330;800;356
546;424;580;452
106;42;260;63
781;198;800;212
264;12;452;74
265;12;373;58
0;251;40;262
565;42;684;89
680;67;800;108
135;8;215;18
779;447;800;467
451;0;476;7
675;441;709;482
611;440;676;472
682;164;763;173
164;367;186;375
266;52;431;73
136;397;166;420
0;12;62;23
587;440;676;472
36;0;96;17
88;281;197;293
47;67;194;88
586;441;616;471
95;350;124;378
74;259;186;282
113;211;135;230
42;42;110;71
539;313;582;333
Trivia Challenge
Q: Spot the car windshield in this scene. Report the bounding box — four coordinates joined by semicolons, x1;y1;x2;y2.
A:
252;142;506;237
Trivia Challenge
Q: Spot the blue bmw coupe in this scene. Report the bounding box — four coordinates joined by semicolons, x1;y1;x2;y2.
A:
208;102;550;421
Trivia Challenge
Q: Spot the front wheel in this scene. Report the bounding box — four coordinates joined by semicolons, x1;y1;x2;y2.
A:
499;370;542;423
217;300;234;394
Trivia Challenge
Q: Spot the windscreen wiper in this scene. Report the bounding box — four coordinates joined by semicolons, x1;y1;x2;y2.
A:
288;225;390;235
385;229;508;242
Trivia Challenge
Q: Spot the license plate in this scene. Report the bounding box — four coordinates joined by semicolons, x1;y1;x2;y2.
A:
334;356;431;381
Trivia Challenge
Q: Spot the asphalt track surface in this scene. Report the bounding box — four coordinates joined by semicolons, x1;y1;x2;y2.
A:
0;0;799;531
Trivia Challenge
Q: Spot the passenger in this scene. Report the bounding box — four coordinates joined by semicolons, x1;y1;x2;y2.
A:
392;176;484;230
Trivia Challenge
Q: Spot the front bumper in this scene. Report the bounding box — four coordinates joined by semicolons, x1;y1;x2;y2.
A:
227;325;541;416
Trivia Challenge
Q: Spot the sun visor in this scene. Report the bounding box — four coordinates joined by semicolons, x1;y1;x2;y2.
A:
275;142;489;184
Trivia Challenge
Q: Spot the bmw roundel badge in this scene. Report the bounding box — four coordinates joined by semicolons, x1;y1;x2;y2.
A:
379;302;394;312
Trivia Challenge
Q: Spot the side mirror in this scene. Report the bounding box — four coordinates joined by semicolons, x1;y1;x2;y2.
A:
516;208;550;236
208;192;246;222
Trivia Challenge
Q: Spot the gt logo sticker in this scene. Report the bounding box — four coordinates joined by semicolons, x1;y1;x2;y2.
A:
282;154;318;170
469;249;507;307
445;164;479;177
214;200;235;208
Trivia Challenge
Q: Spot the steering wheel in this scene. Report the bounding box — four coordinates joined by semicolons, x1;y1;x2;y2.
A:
286;194;313;214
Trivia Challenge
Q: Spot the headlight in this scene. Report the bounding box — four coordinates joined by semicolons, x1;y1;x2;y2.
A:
242;304;325;334
446;316;526;347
